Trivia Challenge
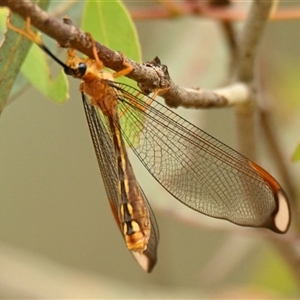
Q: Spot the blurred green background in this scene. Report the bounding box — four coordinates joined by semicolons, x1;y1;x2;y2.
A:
0;1;299;298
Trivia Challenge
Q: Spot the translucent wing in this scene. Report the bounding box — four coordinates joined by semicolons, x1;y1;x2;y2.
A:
82;93;159;272
108;81;290;234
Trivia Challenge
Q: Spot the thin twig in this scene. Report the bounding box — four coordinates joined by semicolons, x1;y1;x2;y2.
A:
234;0;273;160
130;1;300;21
219;20;238;73
235;1;273;82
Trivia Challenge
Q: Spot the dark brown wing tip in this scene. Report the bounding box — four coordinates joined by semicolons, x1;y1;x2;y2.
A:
132;251;156;272
249;161;291;234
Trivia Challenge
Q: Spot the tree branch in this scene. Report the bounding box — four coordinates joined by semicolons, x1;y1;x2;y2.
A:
235;0;273;82
233;0;273;160
0;0;250;109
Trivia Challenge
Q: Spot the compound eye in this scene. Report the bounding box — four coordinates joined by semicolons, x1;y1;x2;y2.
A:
78;62;87;76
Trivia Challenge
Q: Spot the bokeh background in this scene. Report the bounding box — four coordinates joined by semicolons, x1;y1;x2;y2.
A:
1;1;300;298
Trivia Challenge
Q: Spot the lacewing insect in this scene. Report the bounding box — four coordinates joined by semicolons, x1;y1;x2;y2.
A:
7;18;291;272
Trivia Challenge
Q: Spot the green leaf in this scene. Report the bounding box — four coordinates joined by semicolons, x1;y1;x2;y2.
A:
81;0;141;87
82;0;141;62
292;142;300;162
250;247;298;296
0;1;52;113
21;42;69;103
0;10;32;113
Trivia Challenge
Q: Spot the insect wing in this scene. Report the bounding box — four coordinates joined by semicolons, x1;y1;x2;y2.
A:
108;81;290;234
130;183;159;272
82;93;159;272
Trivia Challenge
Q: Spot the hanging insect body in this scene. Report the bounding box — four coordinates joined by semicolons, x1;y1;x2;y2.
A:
7;17;291;272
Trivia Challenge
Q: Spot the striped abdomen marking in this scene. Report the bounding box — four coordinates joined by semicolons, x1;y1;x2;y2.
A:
109;117;151;252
